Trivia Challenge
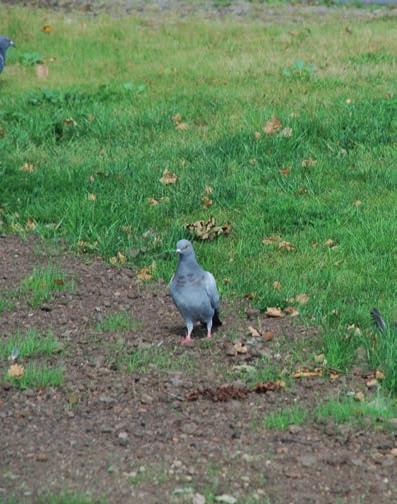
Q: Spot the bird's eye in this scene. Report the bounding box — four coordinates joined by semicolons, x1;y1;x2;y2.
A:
183;245;188;249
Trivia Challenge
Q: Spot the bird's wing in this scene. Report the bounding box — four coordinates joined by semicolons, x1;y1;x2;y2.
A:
204;271;220;310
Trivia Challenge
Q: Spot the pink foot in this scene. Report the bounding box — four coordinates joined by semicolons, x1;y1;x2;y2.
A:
207;332;212;339
180;337;193;346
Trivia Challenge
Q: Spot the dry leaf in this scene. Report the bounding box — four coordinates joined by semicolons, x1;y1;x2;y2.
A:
366;378;379;389
247;326;261;338
375;370;385;380
354;391;365;402
20;163;35;173
64;118;77;127
41;24;53;33
172;113;182;125
201;196;213;208
283;306;299;317
262;235;281;246
293;367;323;379
254;131;261;140
244;292;255;300
204;185;213;195
295;293;310;305
278;240;295;252
273;281;281;290
159;169;178;185
280;127;293;138
176;122;189;131
148;197;160;206
117;252;126;265
314;353;325;364
324;239;337;248
353;200;362;207
36;64;49;79
279;167;290;176
25;218;37;231
254;380;285;393
233;342;248;354
8;364;24;378
263;331;274;342
301;158;317;168
186;217;231;241
263;116;282;135
87;193;96;201
265;307;284;318
53;278;64;286
137;263;155;282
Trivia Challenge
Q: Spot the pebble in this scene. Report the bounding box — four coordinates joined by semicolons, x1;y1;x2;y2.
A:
215;496;237;504
140;393;153;405
299;454;317;467
192;493;206;504
118;432;129;446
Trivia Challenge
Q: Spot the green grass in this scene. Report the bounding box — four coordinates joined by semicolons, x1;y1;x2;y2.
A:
125;347;192;374
264;405;307;430
0;298;14;314
0;328;61;359
0;497;103;504
5;364;64;389
20;265;71;307
1;8;396;389
315;395;397;426
96;312;140;332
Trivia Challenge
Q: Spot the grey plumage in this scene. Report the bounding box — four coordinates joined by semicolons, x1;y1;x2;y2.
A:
0;36;15;74
170;239;221;344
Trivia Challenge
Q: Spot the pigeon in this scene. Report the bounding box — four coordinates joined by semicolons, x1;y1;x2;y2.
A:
0;36;15;74
170;239;222;345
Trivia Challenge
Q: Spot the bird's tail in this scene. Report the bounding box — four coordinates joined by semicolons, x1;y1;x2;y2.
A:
212;309;222;327
370;308;387;334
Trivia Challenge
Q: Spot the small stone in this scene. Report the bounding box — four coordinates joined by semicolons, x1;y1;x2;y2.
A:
299;454;317;467
40;303;52;312
140;393;153;405
193;493;206;504
215;496;237;504
118;432;129;446
99;395;114;405
181;422;196;435
100;425;113;433
288;425;303;435
36;453;48;462
245;308;260;320
388;418;397;428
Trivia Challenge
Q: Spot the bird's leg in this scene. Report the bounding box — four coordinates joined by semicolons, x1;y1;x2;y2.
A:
181;321;194;346
206;319;213;339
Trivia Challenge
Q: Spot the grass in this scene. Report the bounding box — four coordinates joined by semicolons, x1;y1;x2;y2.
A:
0;8;396;389
0;328;61;359
315;395;397;426
264;405;307;430
20;265;72;307
125;347;192;374
96;312;140;332
0;298;14;314
5;364;64;389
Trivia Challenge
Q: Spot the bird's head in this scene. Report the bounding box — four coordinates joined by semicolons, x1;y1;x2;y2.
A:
176;239;195;257
0;36;15;52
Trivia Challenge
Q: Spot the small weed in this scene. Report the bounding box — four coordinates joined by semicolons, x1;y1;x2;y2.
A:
0;328;61;359
264;405;307;430
315;395;397;426
282;59;316;80
364;324;397;394
5;364;64;389
19;52;43;66
20;266;71;307
0;298;14;314
128;467;167;487
96;312;140;333
235;358;285;386
38;494;106;504
125;347;192;374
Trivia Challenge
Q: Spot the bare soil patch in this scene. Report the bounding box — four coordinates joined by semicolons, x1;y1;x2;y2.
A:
0;235;396;503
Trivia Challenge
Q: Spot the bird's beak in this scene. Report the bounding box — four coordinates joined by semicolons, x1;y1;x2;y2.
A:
176;248;181;254
10;40;15;47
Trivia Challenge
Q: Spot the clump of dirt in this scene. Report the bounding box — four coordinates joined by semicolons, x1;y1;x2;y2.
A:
0;234;396;504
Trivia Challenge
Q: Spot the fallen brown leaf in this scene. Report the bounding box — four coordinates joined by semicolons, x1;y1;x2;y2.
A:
273;281;282;290
375;370;385;380
354;391;365;402
262;235;282;246
254;380;285;393
41;24;53;33
254;131;261;140
25;218;37;231
301;158;317;168
137;266;154;282
278;240;295;252
293;367;323;379
263;331;274;342
64;118;77;127
233;341;248;354
265;307;284;318
8;364;24;378
244;292;255;300
87;193;96;201
283;306;299;317
176;122;189;131
36;64;49;79
201;196;213;208
279;167;290;176
117;252;126;265
53;279;64;286
172;113;182;125
263;116;282;135
247;326;261;338
325;239;337;248
148;197;160;206
295;293;310;305
186;217;231;241
204;185;213;195
20;163;35;173
159;168;178;185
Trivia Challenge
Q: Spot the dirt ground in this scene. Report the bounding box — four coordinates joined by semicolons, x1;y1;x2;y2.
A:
0;234;396;503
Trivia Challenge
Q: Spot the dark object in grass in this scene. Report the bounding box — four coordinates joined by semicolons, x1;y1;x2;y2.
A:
371;308;387;333
186;385;249;402
0;36;15;74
